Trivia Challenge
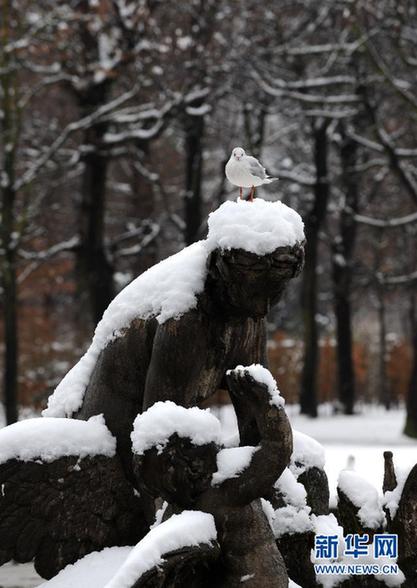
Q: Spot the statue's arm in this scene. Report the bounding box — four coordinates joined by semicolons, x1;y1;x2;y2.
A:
216;368;293;507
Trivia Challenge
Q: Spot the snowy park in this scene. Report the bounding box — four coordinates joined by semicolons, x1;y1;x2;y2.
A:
2;2;417;588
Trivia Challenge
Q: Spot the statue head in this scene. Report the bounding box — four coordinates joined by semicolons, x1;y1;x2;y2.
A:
205;198;305;318
207;243;304;318
134;435;218;508
131;402;221;508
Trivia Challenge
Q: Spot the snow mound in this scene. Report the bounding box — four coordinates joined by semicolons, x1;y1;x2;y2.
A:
38;547;131;588
383;465;413;519
291;430;325;476
207;198;304;255
274;467;307;508
0;415;115;464
272;504;313;538
104;511;217;588
43;198;304;419
212;445;258;485
338;470;385;529
131;401;221;456
229;364;285;408
271;467;312;538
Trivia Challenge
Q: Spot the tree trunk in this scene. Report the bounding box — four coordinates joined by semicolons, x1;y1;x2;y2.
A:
332;129;358;415
183;108;205;245
404;293;417;437
73;1;114;325
243;103;267;159
1;9;18;424
76;87;114;325
1;186;18;425
377;285;390;409
300;121;330;416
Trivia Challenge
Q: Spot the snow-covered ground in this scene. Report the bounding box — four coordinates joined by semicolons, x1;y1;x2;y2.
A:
1;404;416;587
0;562;42;587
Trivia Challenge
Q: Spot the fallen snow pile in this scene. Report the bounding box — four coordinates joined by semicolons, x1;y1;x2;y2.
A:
383;464;414;519
290;430;325;476
104;511;217;588
229;364;285;408
0;415;115;464
338;470;385;529
212;446;259;485
38;547;131;588
44;198;304;418
131;401;221;455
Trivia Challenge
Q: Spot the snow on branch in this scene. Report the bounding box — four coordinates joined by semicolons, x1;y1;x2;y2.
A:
254;76;361;106
115;223;160;258
364;37;417;111
348;129;417;157
304;108;359;119
378;270;417;286
264;75;356;91
14;85;140;191
273;41;363;57
103;100;178;146
19;236;80;260
354;210;417;228
359;89;417;205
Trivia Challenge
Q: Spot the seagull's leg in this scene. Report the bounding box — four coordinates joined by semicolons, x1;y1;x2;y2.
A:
240;187;243;199
249;186;254;201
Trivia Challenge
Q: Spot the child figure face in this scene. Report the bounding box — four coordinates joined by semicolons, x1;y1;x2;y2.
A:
136;437;218;508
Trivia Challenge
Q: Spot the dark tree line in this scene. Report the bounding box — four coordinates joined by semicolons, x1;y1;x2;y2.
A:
1;0;416;433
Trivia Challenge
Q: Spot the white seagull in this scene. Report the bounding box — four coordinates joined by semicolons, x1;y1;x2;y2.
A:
225;147;278;201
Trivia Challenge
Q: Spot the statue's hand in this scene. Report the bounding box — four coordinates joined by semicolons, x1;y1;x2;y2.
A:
226;366;284;413
227;368;271;408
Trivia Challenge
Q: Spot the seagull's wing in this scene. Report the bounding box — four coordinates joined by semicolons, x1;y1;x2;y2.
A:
245;156;267;180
